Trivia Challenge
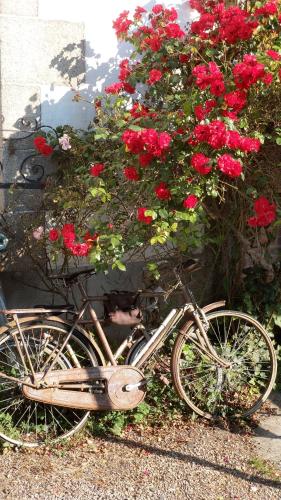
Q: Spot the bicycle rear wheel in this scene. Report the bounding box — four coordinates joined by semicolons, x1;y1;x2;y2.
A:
171;311;277;419
0;321;99;447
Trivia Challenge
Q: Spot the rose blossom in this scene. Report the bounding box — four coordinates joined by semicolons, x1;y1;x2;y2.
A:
61;224;76;248
152;4;164;14
191;153;212;175
70;243;90;257
266;50;281;61
154;182;171;200
113;11;132;38
49;228;59;242
183;195;199;209
137;208;153;224
247;196;276;227
33;136;53;156
59;133;71;151
217;154;242;178
147;69;163;85
33;226;44;240
123;166;140;181
90;163;105;177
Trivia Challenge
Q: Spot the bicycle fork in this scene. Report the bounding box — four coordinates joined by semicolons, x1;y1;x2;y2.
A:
185;310;231;369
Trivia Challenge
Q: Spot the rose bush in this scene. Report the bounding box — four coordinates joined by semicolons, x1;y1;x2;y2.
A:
35;0;280;284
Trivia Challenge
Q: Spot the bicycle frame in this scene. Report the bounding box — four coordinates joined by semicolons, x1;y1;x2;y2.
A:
0;278;228;388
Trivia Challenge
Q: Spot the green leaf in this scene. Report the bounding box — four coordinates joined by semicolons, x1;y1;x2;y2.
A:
150;235;166;245
158;209;169;218
128;125;144;132
89;248;101;263
113;260;126;271
273;314;281;327
110;235;122;248
89;187;111;202
144;210;157;219
174;211;194;221
94;127;109;140
276;137;281;145
183;101;192;116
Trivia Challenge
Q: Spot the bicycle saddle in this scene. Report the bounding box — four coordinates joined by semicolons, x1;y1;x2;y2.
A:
48;267;96;284
33;304;75;311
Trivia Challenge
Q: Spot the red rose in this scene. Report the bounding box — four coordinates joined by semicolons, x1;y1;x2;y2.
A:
254;1;277;17
266;50;281;61
247;196;277;227
105;82;124;94
147;69;163;85
61;224;76;248
40;144;54;156
70;243;90;257
49;228;59;242
217;154;242;178
123;82;135;94
123;166;140;181
34;136;46;148
154;182;171;200
119;59;131;81
113;11;132;38
224;90;247;113
90;163;105;177
143;35;162;52
164;23;185;39
191;153;212;175
183;195;199;209
152;4;163;14
233;54;266;89
139;153;153;167
34;136;53;156
179;54;189;63
134;6;146;21
239;137;261;153
137;208;153;224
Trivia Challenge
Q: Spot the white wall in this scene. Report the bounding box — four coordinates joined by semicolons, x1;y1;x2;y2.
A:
38;0;194;128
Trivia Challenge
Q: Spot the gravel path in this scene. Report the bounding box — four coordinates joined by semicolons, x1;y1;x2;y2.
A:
254;392;281;470
0;421;280;500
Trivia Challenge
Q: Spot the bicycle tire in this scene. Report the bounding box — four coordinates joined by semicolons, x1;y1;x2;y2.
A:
0;320;100;447
171;310;277;419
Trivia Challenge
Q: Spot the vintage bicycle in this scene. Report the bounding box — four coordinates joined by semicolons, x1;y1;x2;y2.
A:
0;259;277;447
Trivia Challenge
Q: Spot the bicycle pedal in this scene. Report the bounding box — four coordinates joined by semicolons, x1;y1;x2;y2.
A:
124;379;147;392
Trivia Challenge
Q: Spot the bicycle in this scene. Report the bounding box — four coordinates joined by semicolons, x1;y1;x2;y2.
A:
0;258;277;447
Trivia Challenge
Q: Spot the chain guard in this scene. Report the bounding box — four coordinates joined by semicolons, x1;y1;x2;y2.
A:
22;366;146;410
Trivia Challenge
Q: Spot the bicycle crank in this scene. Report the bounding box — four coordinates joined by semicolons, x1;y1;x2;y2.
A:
22;366;146;410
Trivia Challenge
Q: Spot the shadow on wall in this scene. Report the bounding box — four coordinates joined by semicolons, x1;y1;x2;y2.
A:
27;0;190;129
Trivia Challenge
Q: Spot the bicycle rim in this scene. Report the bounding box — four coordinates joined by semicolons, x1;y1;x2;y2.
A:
0;322;98;447
171;311;277;419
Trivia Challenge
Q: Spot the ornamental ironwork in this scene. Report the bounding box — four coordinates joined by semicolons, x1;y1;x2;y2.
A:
0;116;58;190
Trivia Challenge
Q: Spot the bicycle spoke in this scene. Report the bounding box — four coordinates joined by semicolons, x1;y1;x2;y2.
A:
0;323;96;446
173;311;276;418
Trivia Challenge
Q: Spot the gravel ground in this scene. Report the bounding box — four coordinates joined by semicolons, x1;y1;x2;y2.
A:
0;421;280;500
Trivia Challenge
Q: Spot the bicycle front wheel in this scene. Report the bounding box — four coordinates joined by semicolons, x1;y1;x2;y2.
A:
0;321;99;447
171;311;277;419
